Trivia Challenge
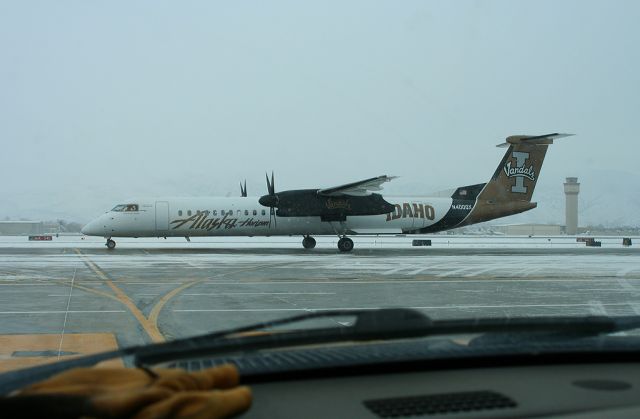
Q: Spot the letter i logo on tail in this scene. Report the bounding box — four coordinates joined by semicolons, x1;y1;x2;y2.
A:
503;151;536;194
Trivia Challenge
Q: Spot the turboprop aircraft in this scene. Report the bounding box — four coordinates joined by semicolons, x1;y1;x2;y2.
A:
81;133;572;251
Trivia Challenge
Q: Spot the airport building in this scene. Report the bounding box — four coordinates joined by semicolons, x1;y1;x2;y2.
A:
0;221;60;235
492;223;564;236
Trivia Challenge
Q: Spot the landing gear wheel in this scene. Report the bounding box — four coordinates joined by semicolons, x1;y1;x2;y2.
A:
302;236;316;249
337;237;354;252
106;239;116;250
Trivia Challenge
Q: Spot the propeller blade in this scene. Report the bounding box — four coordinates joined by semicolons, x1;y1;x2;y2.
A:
263;171;277;228
270;171;275;195
265;172;272;195
240;180;247;197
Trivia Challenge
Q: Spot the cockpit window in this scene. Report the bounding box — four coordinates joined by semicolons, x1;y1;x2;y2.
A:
111;204;138;212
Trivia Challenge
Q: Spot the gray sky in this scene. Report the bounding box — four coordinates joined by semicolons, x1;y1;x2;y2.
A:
1;1;639;225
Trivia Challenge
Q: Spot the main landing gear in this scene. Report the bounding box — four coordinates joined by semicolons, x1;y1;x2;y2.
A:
106;238;116;250
302;235;316;249
337;236;354;252
301;235;353;252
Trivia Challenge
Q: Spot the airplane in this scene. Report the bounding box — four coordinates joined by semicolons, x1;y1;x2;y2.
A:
81;133;572;252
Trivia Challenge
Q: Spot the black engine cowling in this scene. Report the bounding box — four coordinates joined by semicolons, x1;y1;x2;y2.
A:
260;189;394;220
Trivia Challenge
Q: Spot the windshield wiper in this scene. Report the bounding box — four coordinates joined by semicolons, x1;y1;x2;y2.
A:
2;308;640;395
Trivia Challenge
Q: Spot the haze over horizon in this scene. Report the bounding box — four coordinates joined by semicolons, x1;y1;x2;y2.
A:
2;1;639;226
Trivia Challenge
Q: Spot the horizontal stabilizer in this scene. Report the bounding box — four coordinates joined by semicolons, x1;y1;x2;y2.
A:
496;133;574;148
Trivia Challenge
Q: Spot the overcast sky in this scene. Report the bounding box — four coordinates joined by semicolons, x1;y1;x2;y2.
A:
1;1;639;224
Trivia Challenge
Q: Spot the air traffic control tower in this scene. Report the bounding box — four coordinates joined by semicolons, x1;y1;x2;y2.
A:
564;177;580;235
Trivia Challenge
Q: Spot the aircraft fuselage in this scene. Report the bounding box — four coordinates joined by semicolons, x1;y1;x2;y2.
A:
81;196;461;238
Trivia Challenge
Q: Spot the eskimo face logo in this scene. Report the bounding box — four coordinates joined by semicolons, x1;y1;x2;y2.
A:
504;151;536;193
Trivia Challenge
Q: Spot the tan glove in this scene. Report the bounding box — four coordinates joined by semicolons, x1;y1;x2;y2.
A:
1;364;251;419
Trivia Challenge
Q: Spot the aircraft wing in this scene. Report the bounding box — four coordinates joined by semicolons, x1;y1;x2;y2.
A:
317;175;397;197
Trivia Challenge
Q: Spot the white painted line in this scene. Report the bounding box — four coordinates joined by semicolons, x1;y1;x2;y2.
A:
463;265;500;278
76;277;640;287
0;310;126;314
521;266;546;277
58;267;77;359
176;308;363;312
0;283;58;286
616;278;637;291
407;266;431;275
588;300;608;316
185;262;202;268
174;302;638;313
108;282;190;285
617;267;638;277
382;266;408;275
198;278;626;285
582;289;633;292
183;292;336;296
437;267;480;278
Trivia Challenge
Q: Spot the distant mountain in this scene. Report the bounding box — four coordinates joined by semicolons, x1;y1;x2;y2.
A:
2;170;639;228
504;169;640;228
385;169;640;228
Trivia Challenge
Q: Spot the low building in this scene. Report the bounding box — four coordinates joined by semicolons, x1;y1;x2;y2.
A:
0;221;45;235
492;223;564;236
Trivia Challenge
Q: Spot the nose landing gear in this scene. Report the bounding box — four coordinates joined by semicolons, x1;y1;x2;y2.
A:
106;238;116;250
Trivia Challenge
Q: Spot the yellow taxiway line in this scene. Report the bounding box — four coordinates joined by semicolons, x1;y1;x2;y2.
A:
74;249;165;343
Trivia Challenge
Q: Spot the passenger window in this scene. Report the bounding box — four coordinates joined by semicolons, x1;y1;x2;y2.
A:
187;210;192;216
212;210;217;216
221;210;225;216
244;210;249;216
178;210;183;216
261;210;266;216
253;210;257;216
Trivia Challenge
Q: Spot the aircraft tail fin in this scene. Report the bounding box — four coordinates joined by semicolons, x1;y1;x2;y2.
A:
462;133;573;225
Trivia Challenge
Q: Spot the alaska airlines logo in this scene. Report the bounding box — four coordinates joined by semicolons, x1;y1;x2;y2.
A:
326;198;351;210
504;151;535;194
386;203;435;221
170;211;269;231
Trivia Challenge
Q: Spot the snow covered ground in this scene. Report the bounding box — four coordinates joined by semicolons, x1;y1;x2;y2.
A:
0;234;636;249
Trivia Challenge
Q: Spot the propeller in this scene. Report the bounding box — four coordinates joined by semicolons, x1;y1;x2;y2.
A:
258;171;278;228
240;180;247;197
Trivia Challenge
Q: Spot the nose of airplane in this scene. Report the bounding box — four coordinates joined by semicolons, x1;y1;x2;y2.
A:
81;218;104;236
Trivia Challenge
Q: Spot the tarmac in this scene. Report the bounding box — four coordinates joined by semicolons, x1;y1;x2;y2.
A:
0;235;639;371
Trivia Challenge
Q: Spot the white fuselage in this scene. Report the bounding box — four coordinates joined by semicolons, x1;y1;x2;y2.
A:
81;196;457;238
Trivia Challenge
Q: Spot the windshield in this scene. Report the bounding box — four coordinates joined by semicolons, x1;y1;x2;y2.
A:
111;204;139;212
1;0;639;377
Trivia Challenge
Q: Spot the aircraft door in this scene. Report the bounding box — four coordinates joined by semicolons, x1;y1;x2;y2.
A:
155;201;169;234
411;202;427;229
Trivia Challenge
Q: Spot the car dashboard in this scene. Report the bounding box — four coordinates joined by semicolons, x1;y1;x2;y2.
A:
165;338;640;418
